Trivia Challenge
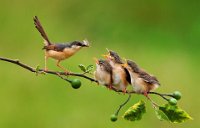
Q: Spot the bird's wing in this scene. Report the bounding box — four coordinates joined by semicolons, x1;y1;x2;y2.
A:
54;44;68;51
43;44;69;52
139;71;160;85
33;16;51;45
123;68;131;84
151;75;161;85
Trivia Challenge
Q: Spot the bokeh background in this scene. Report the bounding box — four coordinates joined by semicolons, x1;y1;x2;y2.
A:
0;0;199;128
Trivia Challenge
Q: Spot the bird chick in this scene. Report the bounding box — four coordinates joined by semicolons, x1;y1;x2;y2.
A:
104;50;131;93
122;59;160;96
33;16;89;73
94;59;113;88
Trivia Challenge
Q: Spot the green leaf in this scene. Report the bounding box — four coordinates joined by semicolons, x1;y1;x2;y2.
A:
86;65;94;73
78;64;86;72
159;104;193;123
35;65;46;75
86;65;94;71
123;100;146;121
155;108;169;121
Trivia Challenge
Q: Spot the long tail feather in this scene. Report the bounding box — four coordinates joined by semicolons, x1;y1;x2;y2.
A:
33;16;51;45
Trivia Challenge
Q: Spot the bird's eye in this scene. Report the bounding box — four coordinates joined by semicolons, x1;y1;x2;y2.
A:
77;43;83;46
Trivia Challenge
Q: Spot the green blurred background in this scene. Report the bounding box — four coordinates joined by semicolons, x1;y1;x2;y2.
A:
0;0;199;127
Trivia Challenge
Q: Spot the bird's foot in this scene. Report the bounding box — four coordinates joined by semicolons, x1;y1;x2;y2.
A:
143;91;148;97
64;70;71;75
44;68;48;72
108;84;113;90
122;88;127;94
56;72;61;76
105;84;112;90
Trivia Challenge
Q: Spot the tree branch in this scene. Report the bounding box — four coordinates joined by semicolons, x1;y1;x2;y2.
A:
0;57;97;82
0;56;173;100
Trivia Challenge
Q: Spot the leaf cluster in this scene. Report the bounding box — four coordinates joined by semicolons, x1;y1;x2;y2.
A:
122;100;192;123
78;64;94;74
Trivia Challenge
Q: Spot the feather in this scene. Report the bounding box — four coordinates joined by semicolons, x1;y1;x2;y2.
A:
33;16;51;45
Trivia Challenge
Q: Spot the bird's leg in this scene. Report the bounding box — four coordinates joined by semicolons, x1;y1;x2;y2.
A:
44;54;48;71
105;83;113;90
122;87;127;94
56;60;70;74
108;84;113;89
105;84;112;90
120;82;127;94
143;91;158;108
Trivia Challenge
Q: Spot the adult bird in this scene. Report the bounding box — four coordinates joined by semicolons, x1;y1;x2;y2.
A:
33;16;89;73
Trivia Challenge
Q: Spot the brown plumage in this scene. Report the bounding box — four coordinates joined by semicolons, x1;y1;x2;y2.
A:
34;16;51;45
94;59;113;87
108;50;131;84
139;70;160;85
125;60;160;94
109;50;123;64
105;50;131;93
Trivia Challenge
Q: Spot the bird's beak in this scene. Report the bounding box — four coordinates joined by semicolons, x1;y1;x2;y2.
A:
82;39;90;47
123;58;127;62
102;54;110;59
121;63;128;68
106;48;110;52
93;57;99;64
82;44;89;47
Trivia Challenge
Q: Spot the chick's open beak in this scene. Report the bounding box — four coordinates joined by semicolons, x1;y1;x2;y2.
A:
93;57;99;64
121;63;128;68
102;54;110;59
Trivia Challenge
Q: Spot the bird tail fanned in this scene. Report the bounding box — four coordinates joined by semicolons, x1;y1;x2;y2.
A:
33;16;51;46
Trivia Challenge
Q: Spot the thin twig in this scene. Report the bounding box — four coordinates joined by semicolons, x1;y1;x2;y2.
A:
0;57;97;82
56;72;72;83
115;94;132;116
148;92;173;101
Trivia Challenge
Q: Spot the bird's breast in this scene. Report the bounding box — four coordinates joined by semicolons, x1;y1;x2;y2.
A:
94;68;111;85
46;48;80;60
63;48;77;57
112;66;127;85
46;50;67;60
134;78;147;93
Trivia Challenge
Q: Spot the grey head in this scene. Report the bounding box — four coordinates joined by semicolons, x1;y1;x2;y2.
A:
44;40;89;52
69;41;89;47
127;60;140;73
109;50;123;64
98;59;113;74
